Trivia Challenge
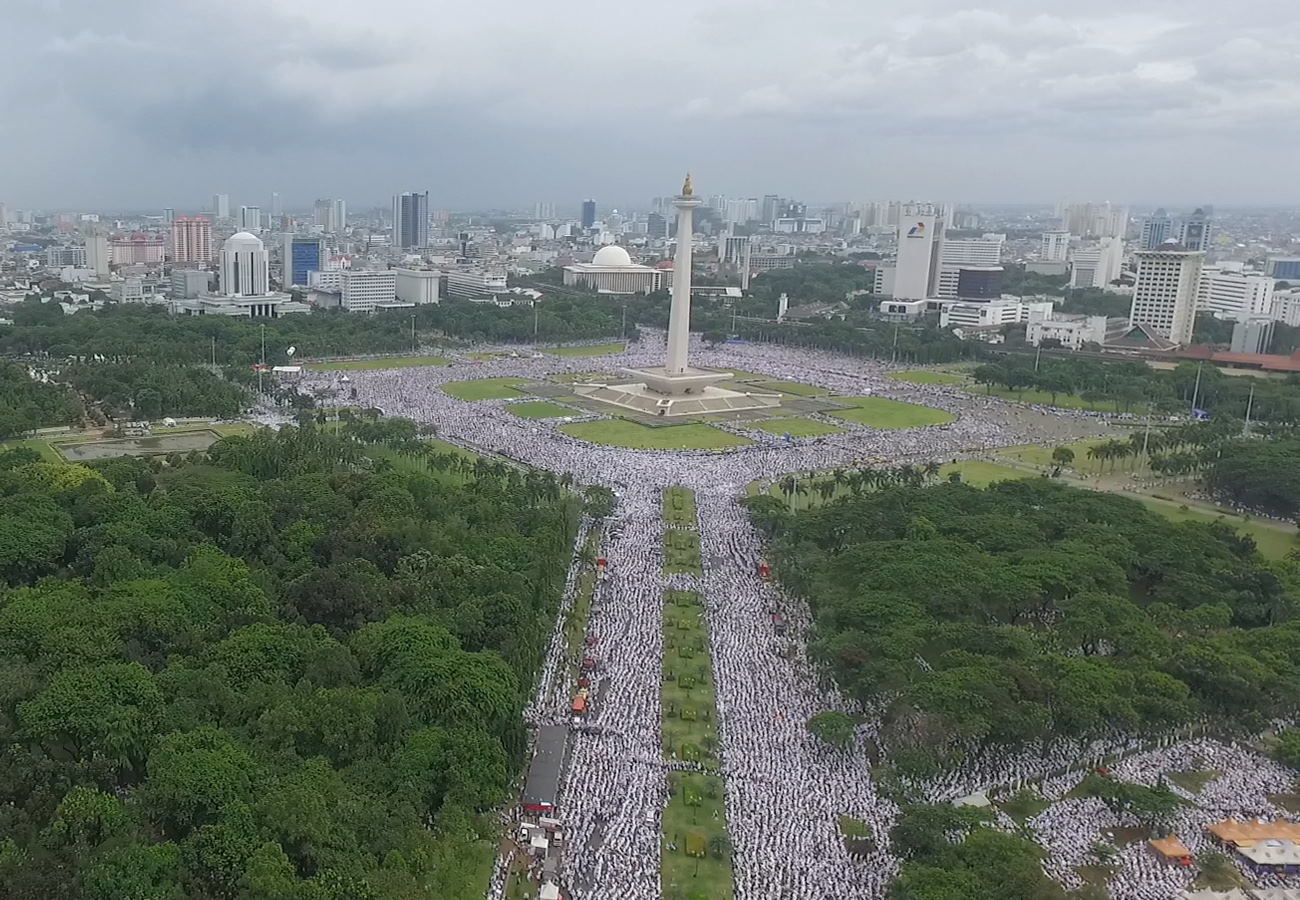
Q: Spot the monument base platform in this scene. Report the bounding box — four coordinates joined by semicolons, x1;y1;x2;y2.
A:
574;377;782;417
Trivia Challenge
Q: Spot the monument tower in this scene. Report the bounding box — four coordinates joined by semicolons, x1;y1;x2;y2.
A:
574;175;781;416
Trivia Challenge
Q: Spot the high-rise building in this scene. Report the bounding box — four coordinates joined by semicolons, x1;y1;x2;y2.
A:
1041;231;1071;263
339;270;397;313
936;236;1003;298
281;235;324;288
313;199;346;233
46;246;87;268
171;216;214;264
761;195;781;225
533;201;556;220
110;234;166;265
1129;247;1204;345
1179;207;1213;253
392;191;429;249
162;207;175;225
85;233;110;276
219;231;270;296
1139;209;1172;250
581;199;597;230
646;212;667;240
1268;258;1300;282
212;193;230;220
270;192;282;219
0;202;7;228
1061;201;1127;239
1197;266;1274;321
892;216;943;300
240;206;261;232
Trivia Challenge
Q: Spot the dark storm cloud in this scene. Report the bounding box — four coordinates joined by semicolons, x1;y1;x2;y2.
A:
1;0;1297;208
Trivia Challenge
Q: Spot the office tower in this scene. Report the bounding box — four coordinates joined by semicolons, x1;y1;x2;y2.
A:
761;195;780;225
212;193;230;220
1139;209;1172;250
581;199;596;229
1231;318;1275;354
313;198;346;233
85;233;110;276
270;192;282;219
936;235;1004;298
171;216;214;264
892;215;943;300
392;191;429;249
1061;201;1128;239
0;202;7;227
1129;247;1204;345
240;206;261;231
708;194;727;213
646;212;666;239
339;270;397;313
1041;231;1071;263
281;235;324;288
162;207;175;225
1197;267;1274;321
1179;207;1213;253
533;201;555;220
219;231;270;296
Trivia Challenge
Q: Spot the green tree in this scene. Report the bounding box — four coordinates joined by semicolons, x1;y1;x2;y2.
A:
806;710;856;749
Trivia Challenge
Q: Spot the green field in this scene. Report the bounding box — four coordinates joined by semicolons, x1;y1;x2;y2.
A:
2;423;254;463
939;460;1032;487
310;355;450;371
506;400;574;419
829;396;956;429
889;369;966;385
559;419;750;450
545;343;626;358
971;385;1142;413
441;378;528;401
665;529;703;575
1131;495;1296;559
751;418;844;438
664;486;698;528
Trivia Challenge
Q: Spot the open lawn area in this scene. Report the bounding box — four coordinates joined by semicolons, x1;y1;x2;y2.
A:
441;377;528;401
545;342;626;357
997;440;1109;473
750;418;845;438
664;486;698;528
940;460;1033;488
1131;494;1297;559
970;385;1143;413
559;419;751;450
829;396;956;429
309;355;450;371
889;369;966;385
505;401;574;419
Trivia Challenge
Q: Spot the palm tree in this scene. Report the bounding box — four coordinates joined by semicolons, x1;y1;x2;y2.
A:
778;475;797;507
922;460;942;482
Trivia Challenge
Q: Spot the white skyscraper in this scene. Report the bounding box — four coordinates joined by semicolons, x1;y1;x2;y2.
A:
85;233;110;276
892;216;943;300
219;231;270;296
1129;247;1204;345
1041;231;1071;263
1197;266;1275;322
935;235;1004;298
270;192;282;219
240;206;261;232
212;193;230;220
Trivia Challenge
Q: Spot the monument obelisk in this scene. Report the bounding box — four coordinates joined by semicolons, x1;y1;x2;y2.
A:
664;174;701;375
572;174;781;417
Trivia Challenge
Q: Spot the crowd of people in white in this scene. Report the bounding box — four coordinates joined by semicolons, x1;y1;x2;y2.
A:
290;335;1296;900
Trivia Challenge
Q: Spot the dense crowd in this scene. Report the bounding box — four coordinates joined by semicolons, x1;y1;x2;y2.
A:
287;336;1296;900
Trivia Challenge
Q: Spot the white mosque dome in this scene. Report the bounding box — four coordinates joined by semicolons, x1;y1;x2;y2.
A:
224;231;263;248
591;245;632;267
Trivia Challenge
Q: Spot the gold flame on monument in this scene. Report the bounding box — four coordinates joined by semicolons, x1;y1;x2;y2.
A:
681;173;693;197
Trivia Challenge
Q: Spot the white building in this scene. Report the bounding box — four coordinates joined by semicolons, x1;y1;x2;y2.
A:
170;269;209;299
85;234;110;276
562;245;665;294
1273;289;1300;327
445;269;509;300
239;206;261;232
394;268;441;305
1197;265;1275;321
936;236;1004;298
940;298;1028;330
219;231;270;296
1027;312;1109;350
212;193;230;220
892;215;943;300
1041;231;1071;263
1069;238;1125;289
113;276;145;303
339;270;397;313
1129;247;1204;346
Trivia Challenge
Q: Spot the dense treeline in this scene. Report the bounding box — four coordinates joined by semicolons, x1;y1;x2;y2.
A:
64;363;248;421
976;355;1300;421
1205;439;1300;518
0;362;83;439
0;423;581;897
748;479;1300;765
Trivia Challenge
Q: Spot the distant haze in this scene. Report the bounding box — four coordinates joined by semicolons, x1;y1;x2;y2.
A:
3;0;1298;210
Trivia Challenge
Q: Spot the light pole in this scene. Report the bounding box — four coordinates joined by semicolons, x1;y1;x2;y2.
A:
1189;362;1203;416
1243;382;1255;436
410;314;417;353
258;324;266;395
533;301;540;341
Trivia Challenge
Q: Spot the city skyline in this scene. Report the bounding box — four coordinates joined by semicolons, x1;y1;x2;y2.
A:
3;0;1299;208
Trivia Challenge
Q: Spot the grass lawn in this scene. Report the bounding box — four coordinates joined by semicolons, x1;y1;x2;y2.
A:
971;385;1142;414
1131;494;1297;559
310;355;450;371
1167;770;1220;794
506;400;574;419
424;438;480;461
441;378;527;401
750;418;845;438
665;529;703;576
940;461;1032;488
997;440;1109;473
829;396;956;429
889;369;966;385
559;419;751;450
545;342;626;357
2;438;68;462
997;789;1050;824
664;486;698;528
750;379;829;397
661;585;733;900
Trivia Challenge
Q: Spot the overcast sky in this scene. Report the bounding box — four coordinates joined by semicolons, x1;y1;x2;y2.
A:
4;0;1298;212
